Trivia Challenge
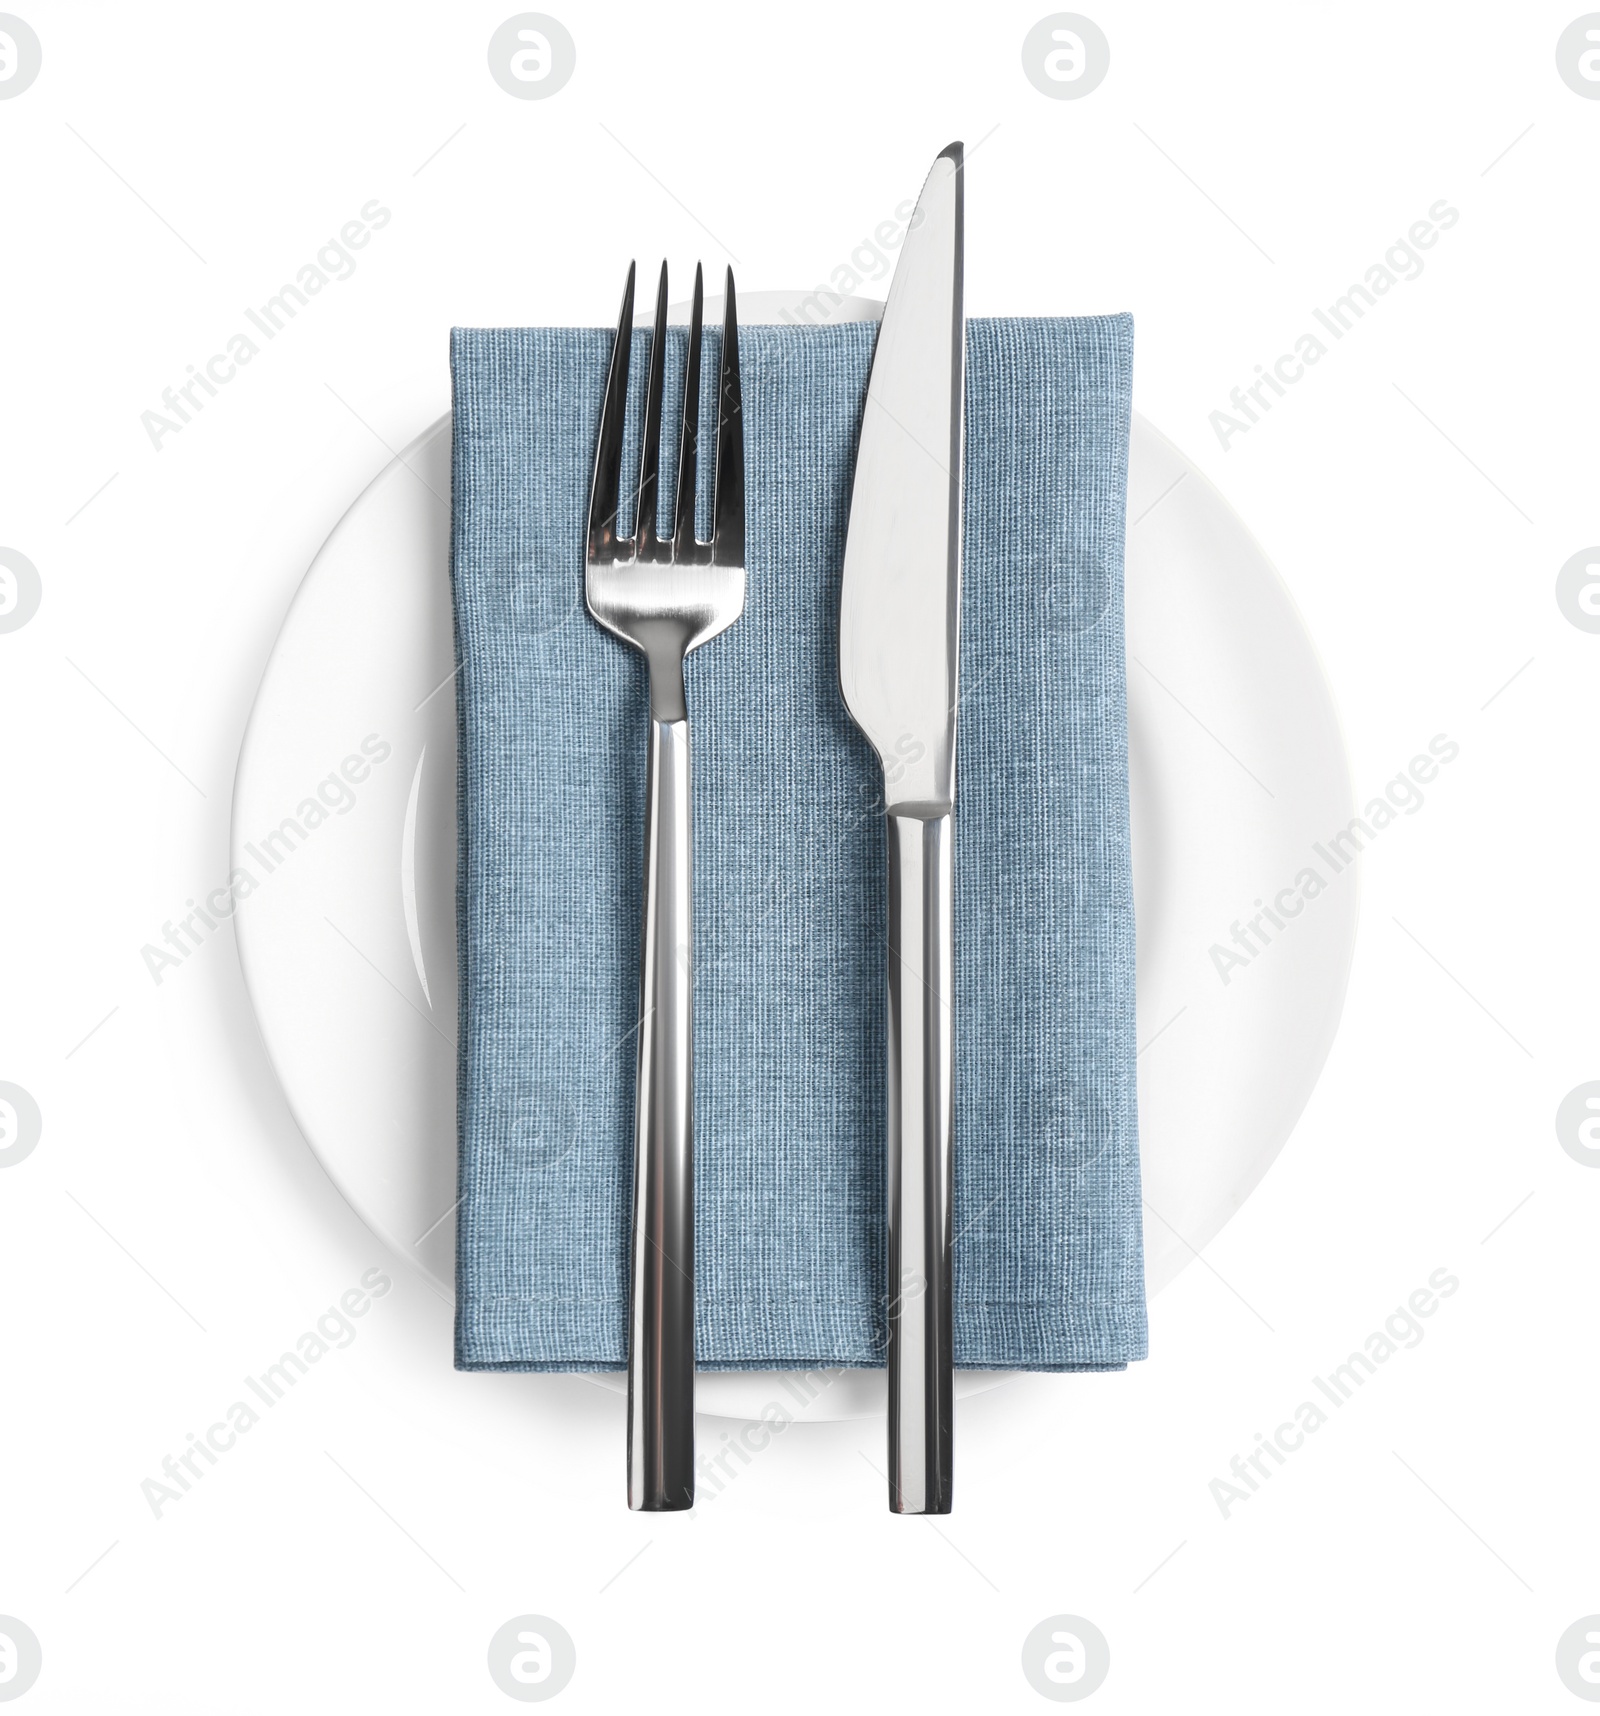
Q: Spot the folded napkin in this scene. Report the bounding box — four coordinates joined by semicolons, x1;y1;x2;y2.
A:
450;315;1144;1373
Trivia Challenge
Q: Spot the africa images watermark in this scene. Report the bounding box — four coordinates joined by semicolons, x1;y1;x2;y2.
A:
141;1268;393;1518
1209;1266;1460;1519
772;198;925;327
1210;733;1459;986
1209;198;1460;451
140;199;392;452
696;1271;926;1500
695;1369;842;1502
141;733;392;985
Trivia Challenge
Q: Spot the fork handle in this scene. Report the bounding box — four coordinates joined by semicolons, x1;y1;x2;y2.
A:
626;712;695;1511
884;809;955;1514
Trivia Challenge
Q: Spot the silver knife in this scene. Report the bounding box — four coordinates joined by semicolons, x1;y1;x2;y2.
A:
839;142;965;1515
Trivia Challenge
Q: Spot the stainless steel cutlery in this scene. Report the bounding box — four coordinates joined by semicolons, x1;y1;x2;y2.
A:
839;142;967;1514
586;260;746;1511
586;144;964;1514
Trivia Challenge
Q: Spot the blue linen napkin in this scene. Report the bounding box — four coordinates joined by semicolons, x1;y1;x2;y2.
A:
450;316;1144;1373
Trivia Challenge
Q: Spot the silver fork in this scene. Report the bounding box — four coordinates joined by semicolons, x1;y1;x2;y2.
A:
586;260;745;1512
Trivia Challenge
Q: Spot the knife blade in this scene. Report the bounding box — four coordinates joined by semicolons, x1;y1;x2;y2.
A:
839;141;965;1515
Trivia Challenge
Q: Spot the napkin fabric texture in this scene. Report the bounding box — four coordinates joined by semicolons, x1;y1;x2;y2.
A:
450;315;1144;1373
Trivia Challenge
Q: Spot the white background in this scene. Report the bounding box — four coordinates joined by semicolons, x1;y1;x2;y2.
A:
2;1;1597;1708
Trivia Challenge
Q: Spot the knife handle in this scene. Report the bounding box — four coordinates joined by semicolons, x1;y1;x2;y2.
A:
626;712;695;1511
884;809;955;1514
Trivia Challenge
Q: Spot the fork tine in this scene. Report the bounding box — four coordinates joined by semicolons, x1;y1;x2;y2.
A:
636;262;668;556
672;263;704;559
588;261;636;563
712;267;744;568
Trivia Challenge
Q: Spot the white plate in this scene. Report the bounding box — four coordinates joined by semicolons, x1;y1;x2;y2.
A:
233;294;1355;1422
